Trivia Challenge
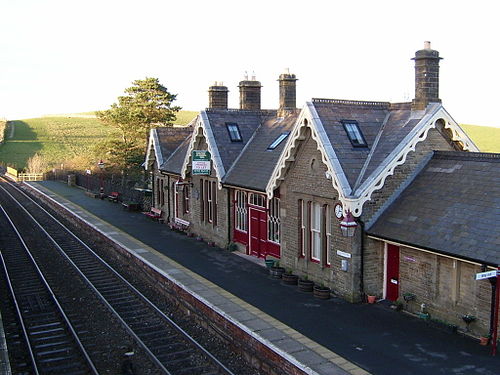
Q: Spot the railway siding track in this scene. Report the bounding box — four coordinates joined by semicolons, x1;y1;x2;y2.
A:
0;178;235;375
0;205;98;375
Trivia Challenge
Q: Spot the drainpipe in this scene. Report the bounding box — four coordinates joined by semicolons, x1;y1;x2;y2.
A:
166;175;171;223
358;219;365;301
227;188;232;247
488;269;496;338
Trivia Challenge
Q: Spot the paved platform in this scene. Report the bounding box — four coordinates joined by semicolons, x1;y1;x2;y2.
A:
21;181;500;375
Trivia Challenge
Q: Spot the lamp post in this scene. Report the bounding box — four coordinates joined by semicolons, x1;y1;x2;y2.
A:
97;159;105;199
340;210;358;237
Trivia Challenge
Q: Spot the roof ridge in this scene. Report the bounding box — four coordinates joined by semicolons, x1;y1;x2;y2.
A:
312;98;390;107
434;150;500;161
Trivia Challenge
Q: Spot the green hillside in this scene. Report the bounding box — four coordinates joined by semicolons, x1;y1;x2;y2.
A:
460;124;500;153
0;111;197;170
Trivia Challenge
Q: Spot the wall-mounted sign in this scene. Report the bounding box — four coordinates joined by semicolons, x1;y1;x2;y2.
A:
475;270;498;280
192;150;211;175
337;250;352;259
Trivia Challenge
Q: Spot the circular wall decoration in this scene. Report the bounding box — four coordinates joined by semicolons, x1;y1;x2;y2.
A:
334;203;343;219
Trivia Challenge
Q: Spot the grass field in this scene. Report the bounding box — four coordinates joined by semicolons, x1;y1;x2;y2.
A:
0;113;497;171
460;124;500;153
0;111;198;170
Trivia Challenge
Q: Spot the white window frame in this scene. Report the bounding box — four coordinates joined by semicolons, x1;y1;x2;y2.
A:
183;185;190;214
268;197;280;244
235;190;248;232
325;204;331;266
299;200;306;257
207;180;213;223
249;193;266;207
311;202;321;261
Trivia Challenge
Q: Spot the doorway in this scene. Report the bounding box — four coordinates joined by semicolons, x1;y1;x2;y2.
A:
385;244;400;301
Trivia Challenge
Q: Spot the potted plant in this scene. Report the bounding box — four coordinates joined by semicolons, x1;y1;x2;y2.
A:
282;269;299;285
270;262;285;279
403;292;416;303
264;257;276;269
298;276;314;292
367;295;377;304
479;334;491;346
313;284;331;300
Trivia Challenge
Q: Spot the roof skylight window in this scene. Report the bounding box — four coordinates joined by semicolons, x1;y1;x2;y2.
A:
342;120;368;147
226;123;242;142
267;131;290;150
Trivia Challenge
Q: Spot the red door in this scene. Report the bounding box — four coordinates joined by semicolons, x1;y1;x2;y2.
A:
249;207;267;257
386;244;400;301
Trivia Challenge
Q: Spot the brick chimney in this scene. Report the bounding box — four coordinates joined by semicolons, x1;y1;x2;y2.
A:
208;82;229;109
239;72;262;110
278;70;297;117
412;41;442;111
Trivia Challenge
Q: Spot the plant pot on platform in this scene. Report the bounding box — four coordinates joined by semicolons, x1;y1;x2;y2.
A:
270;266;285;279
479;336;490;346
313;285;331;300
282;273;299;285
298;279;314;292
265;259;276;269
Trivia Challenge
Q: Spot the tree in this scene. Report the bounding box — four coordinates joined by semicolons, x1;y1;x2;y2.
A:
96;77;181;169
27;153;47;173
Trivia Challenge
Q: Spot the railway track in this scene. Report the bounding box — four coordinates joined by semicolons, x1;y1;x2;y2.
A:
0;177;236;375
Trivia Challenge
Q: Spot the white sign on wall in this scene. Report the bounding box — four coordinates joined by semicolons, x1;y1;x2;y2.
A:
475;270;498;280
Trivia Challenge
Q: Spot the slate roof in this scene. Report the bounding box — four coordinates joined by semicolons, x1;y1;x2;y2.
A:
204;109;277;172
155;126;193;160
367;151;500;265
161;134;191;174
223;111;299;191
311;99;435;194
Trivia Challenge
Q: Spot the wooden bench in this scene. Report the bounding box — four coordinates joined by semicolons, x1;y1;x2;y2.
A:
171;217;190;231
142;207;164;223
107;192;120;202
122;202;141;211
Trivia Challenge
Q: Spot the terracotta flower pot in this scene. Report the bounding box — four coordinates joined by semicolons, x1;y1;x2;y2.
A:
367;295;377;304
479;336;490;346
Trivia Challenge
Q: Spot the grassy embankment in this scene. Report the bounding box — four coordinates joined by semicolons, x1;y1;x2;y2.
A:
460;124;499;153
0;111;198;170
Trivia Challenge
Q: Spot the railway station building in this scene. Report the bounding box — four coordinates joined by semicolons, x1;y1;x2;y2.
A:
144;42;499;337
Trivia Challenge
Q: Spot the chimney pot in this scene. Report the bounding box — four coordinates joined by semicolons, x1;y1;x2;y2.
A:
208;83;229;109
278;71;298;116
238;78;262;110
411;41;442;111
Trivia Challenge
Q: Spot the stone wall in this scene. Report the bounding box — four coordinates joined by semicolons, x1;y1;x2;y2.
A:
280;128;363;301
365;237;492;337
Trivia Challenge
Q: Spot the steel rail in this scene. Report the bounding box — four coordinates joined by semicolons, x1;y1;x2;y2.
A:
1;179;236;375
0;204;99;375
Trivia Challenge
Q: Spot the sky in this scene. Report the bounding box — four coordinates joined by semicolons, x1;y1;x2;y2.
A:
1;0;499;127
